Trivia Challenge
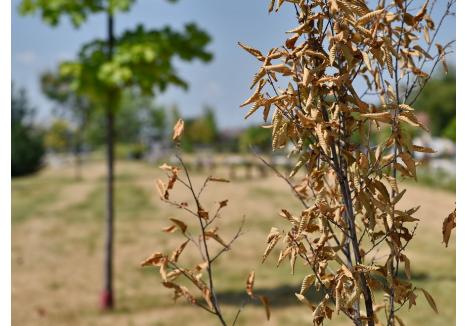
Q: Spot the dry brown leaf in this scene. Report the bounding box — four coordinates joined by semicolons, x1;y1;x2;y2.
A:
169;218;188;233
246;271;255;298
357;9;384;26
171;239;190;262
162;225;177;233
208;177;230;183
219;199;228;208
300;274;315;294
258;295;271;320
420;288;438;314
204;229;228;247
238;42;264;60
402;254;411;279
400;152;417;178
141;252;165;267
172;119;185;142
197;208;209;220
442;208;456;247
436;43;448;74
156;179;166;199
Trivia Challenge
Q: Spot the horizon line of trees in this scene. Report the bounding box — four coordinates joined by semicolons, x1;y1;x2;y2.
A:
12;65;456;177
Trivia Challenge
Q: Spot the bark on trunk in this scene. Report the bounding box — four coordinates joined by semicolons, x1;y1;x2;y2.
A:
101;11;115;310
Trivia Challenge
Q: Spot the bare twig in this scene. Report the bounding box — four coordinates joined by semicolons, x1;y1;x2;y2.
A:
210;217;245;263
175;154;228;326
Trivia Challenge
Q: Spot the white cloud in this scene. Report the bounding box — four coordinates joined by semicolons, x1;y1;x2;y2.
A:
16;50;37;65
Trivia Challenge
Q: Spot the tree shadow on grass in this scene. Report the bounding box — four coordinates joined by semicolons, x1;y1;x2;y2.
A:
214;270;430;307
216;284;325;307
124;270;432;314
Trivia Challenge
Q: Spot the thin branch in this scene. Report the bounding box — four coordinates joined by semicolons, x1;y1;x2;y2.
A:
210;217;246;263
175;154;228;326
167;261;217;315
231;298;249;326
252;151;309;208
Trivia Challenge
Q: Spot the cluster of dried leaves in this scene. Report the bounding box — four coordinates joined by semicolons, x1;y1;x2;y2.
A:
142;119;269;326
238;0;454;325
141;0;455;324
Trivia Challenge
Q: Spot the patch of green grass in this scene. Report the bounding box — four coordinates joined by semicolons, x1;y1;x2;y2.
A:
67;179;156;223
67;186;104;221
11;177;65;223
403;166;455;192
115;181;156;220
97;172;135;182
417;171;455;192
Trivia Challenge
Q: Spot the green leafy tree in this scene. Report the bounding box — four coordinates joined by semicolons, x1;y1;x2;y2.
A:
413;67;456;141
202;106;218;142
19;0;212;309
44;119;72;152
11;84;45;177
41;71;91;179
186;107;218;145
84;91;167;147
238;126;271;153
114;94;144;144
117;91;168;144
148;105;167;141
178;108;218;152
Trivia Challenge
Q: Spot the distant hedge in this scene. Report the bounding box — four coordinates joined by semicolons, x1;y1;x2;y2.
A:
11;85;45;177
12;126;44;177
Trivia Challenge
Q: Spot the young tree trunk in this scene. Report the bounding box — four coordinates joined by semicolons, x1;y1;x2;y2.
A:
323;106;375;326
74;129;83;181
101;10;115;310
74;146;82;180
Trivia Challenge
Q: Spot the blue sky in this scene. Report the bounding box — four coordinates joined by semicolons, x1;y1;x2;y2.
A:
12;0;455;128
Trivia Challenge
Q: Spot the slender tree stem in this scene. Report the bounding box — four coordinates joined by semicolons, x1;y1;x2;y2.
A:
176;155;227;326
102;9;115;310
320;104;375;326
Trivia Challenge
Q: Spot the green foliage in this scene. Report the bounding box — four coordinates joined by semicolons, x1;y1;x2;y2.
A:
180;107;219;151
115;143;147;160
187;107;218;144
148;105;167;141
19;0;135;27
41;70;92;122
21;0;213;139
406;165;456;193
41;70;93;160
114;95;144;144
59;23;212;105
19;0;181;27
119;91;167;142
238;126;271;153
19;0;213;310
41;71;73;104
83;92;167;147
12;85;45;177
413;68;456;141
45;119;72;152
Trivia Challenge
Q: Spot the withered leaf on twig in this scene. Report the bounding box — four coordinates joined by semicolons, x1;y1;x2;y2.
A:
442;208;456;247
172;118;185;142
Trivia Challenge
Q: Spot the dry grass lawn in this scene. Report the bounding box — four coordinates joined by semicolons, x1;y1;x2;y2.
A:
12;159;455;325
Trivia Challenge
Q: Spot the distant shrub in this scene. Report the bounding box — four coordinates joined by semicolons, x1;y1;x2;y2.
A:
115;143;147;160
11;85;45;177
238;126;271;153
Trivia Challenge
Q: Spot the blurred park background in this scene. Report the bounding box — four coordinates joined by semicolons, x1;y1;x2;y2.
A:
12;0;455;325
